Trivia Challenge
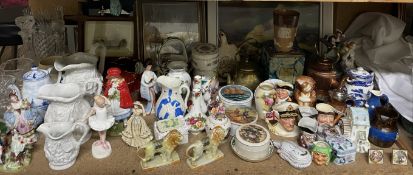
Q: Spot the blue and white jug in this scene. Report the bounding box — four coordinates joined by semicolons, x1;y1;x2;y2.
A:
155;76;190;120
22;66;52;112
344;67;374;107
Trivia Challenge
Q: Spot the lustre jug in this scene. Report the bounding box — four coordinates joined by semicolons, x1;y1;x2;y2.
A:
366;90;388;120
37;122;89;170
155;76;190;120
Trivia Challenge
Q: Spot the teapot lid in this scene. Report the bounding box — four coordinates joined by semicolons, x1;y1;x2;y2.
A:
347;67;372;79
209;113;229;125
23;66;49;81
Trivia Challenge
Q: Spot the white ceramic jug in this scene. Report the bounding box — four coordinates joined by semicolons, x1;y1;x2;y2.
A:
37;122;89;170
155;76;190;120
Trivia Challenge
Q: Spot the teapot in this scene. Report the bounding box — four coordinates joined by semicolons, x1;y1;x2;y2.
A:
22;66;53;111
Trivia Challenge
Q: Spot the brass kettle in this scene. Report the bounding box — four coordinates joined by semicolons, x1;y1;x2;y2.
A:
227;57;261;90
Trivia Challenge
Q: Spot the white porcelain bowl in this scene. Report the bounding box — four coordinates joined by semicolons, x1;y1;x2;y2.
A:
219;85;253;107
232;124;272;161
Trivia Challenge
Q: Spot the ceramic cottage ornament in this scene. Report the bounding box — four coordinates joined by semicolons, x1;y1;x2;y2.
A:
294;76;316;107
186;126;226;169
266;102;300;137
140;65;159;114
272;140;312;169
87;95;115;159
121;101;153;149
2;92;42;171
345;107;370;153
104;67;133;136
155;76;190;120
138;130;183;170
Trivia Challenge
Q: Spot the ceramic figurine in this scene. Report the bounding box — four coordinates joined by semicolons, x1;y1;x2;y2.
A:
392;150;408;165
121;101;153;149
272;140;312;169
104;67;133;136
344;67;374;107
185;89;207;134
368;150;384;164
339;41;356;71
153;118;189;145
315;103;343;127
266;102;300;137
297;117;318;149
138;130;183;170
37;122;89;170
37;83;92;144
155;76;190;120
274;82;293;105
311;141;332;166
294;76;316;107
22;66;52;114
217;31;238;83
326;135;356;165
87;95;115;159
104;67;133;121
140;65;159;114
345;107;370;153
186;126;226;169
2;92;42;171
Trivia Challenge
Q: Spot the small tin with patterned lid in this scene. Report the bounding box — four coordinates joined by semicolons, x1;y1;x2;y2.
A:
326;135;356;165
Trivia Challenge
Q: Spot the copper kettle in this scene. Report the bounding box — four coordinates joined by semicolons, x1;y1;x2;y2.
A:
306;55;343;101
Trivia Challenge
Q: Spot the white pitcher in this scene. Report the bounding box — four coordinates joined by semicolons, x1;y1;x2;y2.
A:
54;52;103;96
155;76;190;120
37;122;89;170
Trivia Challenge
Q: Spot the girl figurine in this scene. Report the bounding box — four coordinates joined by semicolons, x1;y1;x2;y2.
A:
140;65;158;114
88;95;115;159
104;67;133;135
121;101;153;149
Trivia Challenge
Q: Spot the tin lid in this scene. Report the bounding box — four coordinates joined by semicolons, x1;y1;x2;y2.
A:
23;66;49;81
236;124;270;147
192;43;218;60
326;135;356;155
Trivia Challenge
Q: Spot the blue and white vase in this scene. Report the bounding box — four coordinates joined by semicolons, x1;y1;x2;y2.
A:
344;67;374;107
155;76;190;120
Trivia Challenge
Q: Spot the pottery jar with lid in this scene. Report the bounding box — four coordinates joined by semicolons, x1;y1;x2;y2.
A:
307;56;341;101
191;43;219;77
344;67;374;107
22;66;53;111
232;124;272;162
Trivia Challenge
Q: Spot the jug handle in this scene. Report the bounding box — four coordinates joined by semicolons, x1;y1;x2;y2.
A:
180;84;190;110
73;122;89;146
185;143;198;160
46;67;53;74
56;71;63;83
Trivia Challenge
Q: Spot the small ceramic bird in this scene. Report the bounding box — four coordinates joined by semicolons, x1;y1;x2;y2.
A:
218;31;238;61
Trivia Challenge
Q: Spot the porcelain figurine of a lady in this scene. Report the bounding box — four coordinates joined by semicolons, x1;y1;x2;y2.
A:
121;101;153;149
140;65;158;114
3;92;42;170
87;95;115;159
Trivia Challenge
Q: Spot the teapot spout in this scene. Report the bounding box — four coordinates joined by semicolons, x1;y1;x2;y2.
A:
331;75;347;90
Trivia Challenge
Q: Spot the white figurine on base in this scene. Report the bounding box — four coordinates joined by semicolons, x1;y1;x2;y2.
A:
87;95;115;159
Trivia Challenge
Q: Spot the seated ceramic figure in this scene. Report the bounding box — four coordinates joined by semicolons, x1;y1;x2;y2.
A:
87;95;115;159
266;102;299;137
137;130;183;170
186;126;226;169
121;101;153;149
294;76;316;107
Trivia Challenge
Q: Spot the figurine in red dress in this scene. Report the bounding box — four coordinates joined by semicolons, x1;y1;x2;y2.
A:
104;67;133;122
